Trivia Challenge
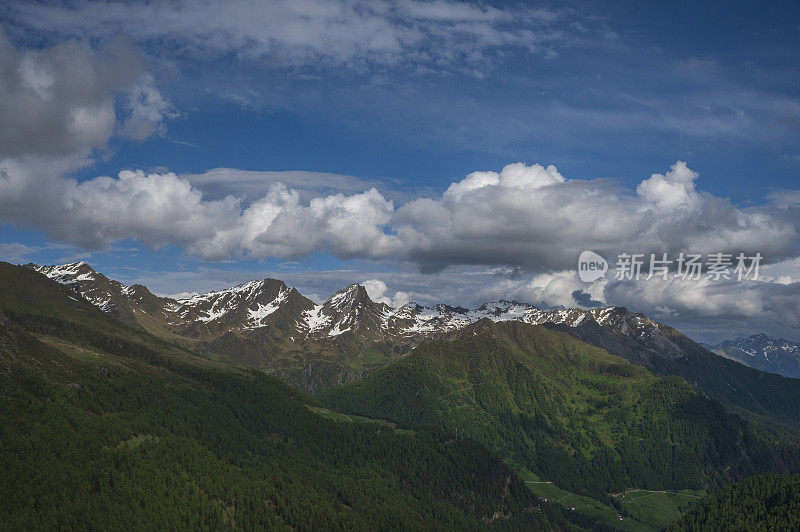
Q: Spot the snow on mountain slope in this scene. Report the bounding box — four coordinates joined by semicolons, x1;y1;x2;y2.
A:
29;262;314;340
709;334;800;379
389;300;658;340
31;262;145;326
26;262;698;358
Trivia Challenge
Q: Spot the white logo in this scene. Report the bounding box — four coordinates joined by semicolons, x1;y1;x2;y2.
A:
578;250;608;282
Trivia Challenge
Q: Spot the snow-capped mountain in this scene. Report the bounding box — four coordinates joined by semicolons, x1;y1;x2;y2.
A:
27;261;722;390
304;284;393;337
391;300;653;336
30;262;170;330
29;262;680;348
708;334;800;379
30;262;321;340
386;300;690;363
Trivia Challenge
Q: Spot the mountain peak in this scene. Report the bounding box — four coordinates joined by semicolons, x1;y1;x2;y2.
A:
309;283;393;338
325;283;372;308
30;261;99;282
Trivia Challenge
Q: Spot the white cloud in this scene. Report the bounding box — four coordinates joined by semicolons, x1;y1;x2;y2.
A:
395;161;798;272
188;184;400;260
6;0;590;70
443;162;564;199
0;32;170;159
636;161;700;210
604;275;800;342
2;161;798;274
362;278;410;307
0;163;238;249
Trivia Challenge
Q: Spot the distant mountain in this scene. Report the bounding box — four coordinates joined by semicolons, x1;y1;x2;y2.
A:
34;262;688;390
707;334;800;380
25;262;800;428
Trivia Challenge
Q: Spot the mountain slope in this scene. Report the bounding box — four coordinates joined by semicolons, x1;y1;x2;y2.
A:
666;474;800;531
0;263;580;530
543;319;800;428
707;334;800;380
28;262;800;428
320;320;800;500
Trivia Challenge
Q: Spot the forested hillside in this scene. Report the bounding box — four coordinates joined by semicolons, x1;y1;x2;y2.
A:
667;474;800;530
544;319;800;429
321;320;800;500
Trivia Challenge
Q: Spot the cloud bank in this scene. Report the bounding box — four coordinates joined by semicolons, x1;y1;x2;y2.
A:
3;160;798;272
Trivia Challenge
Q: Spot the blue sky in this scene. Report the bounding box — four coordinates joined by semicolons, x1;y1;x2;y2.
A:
0;0;799;342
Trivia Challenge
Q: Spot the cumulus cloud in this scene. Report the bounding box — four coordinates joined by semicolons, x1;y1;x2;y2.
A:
0;164;237;249
187;184;400;260
0;161;400;260
395;161;798;272
0;32;178;254
635;161;700;210
604;275;800;342
0;32;170;159
2;160;798;273
362;278;410;308
5;0;591;70
443;162;564;199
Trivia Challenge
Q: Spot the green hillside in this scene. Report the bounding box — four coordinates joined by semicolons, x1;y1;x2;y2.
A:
0;264;582;530
320;320;800;502
667;474;800;531
546;319;800;429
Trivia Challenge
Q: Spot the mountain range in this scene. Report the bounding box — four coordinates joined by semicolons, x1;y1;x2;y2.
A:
31;262;666;344
705;334;800;380
4;260;800;530
29;261;800;428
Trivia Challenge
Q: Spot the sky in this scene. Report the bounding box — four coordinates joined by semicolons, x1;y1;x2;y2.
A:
0;0;799;343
